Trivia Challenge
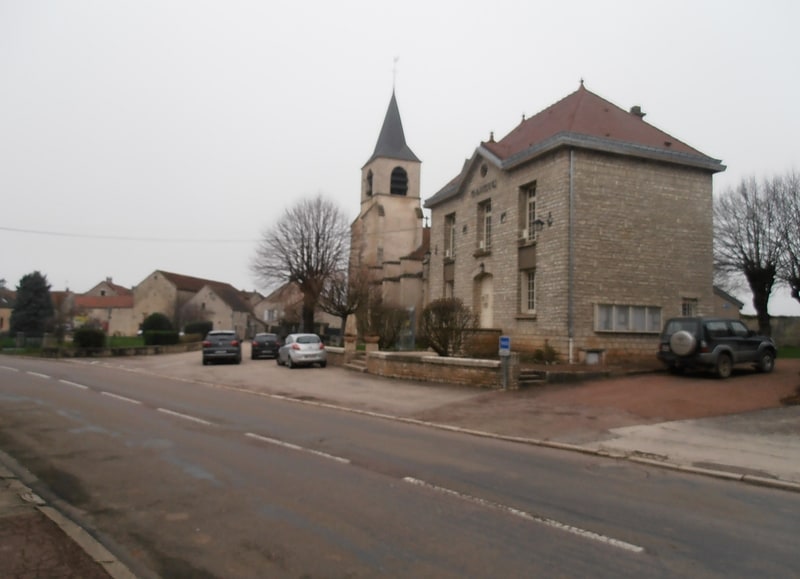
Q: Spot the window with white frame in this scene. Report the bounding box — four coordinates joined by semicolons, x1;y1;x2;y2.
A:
444;213;456;259
445;280;454;298
596;304;661;333
521;269;536;313
478;200;492;250
681;298;698;317
523;183;536;241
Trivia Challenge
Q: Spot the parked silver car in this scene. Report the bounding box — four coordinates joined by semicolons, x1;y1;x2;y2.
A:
277;333;327;368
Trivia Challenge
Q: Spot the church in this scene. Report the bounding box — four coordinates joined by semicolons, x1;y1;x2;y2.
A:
349;91;429;333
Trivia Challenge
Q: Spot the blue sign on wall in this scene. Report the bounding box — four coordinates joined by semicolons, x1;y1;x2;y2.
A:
499;335;511;355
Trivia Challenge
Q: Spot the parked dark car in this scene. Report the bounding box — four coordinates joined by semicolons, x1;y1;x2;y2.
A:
202;330;242;365
657;317;776;378
277;333;327;368
251;333;281;360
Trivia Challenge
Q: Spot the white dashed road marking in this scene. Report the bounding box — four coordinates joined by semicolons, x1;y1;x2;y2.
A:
157;408;214;426
26;371;50;379
100;391;142;405
403;477;645;554
59;379;89;390
245;432;351;464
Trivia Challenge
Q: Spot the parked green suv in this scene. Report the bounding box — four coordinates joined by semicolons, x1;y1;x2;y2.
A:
657;317;776;378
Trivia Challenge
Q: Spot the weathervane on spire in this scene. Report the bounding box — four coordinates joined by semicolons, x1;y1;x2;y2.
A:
393;56;399;90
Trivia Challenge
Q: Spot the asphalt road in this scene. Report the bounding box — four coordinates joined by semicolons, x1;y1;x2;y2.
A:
1;356;798;578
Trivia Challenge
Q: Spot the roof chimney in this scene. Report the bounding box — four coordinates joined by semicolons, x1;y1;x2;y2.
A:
630;105;646;119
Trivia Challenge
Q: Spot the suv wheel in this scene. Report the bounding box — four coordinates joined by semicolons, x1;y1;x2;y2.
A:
757;351;775;373
715;353;733;379
669;330;696;356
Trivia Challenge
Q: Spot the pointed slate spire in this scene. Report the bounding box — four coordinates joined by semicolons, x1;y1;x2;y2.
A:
366;91;420;165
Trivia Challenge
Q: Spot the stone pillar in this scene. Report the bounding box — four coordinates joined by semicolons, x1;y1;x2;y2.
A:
364;335;380;353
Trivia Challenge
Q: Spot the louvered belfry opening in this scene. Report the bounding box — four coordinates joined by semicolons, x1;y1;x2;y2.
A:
390;167;408;195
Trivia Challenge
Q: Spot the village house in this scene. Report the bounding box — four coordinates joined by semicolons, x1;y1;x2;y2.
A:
132;270;256;337
253;282;340;341
423;82;725;363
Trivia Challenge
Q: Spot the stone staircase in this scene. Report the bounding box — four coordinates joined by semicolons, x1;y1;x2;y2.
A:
518;368;548;388
344;353;368;373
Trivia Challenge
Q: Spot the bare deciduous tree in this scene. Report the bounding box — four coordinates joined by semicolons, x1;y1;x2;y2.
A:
318;265;369;335
714;177;782;335
775;170;800;303
251;195;349;332
420;298;476;357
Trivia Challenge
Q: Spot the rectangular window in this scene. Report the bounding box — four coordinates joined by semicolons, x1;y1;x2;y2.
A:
478;200;492;250
596;304;661;333
519;182;536;241
444;213;456;259
445;280;454;299
681;298;698;317
522;270;535;313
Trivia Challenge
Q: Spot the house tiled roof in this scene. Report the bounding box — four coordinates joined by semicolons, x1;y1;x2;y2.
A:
105;281;132;295
426;83;725;208
156;270;253;313
158;271;230;293
483;83;706;160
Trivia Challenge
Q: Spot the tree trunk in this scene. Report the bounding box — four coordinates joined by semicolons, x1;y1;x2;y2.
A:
302;290;316;333
745;268;775;336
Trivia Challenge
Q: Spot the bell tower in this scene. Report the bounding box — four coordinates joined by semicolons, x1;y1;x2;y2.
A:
353;91;423;269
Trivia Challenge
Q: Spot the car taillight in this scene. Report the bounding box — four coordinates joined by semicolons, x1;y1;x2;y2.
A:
231;340;239;347
319;343;325;350
202;341;211;347
699;340;709;353
291;343;301;350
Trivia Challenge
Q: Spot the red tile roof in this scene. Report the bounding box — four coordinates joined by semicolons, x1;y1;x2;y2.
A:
426;83;724;208
482;83;706;160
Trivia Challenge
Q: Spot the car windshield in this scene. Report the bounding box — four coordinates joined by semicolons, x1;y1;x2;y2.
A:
297;335;320;344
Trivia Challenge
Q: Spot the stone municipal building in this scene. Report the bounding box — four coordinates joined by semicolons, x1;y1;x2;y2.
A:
357;82;725;362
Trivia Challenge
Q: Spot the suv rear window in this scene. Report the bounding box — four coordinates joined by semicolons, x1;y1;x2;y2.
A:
663;319;699;335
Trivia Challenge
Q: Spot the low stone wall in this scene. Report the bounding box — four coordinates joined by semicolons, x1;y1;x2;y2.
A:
39;342;203;358
366;351;503;388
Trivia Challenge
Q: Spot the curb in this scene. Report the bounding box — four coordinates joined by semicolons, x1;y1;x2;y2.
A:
0;449;138;579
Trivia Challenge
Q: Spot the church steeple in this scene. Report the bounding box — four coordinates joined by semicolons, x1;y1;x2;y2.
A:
365;91;420;165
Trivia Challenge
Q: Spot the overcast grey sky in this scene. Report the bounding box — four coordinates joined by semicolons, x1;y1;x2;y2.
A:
2;0;798;314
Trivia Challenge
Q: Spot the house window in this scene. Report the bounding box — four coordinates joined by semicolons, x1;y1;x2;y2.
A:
682;298;698;317
444;213;456;259
478;200;492;250
521;270;536;313
366;170;373;196
445;280;454;298
519;182;536;241
390;167;408;195
377;247;384;264
596;304;661;333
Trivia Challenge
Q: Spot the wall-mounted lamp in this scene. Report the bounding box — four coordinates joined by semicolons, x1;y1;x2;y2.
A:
532;212;554;232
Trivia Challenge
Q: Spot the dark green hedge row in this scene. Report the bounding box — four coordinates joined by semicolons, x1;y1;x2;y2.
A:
184;321;213;336
143;330;180;346
73;327;106;348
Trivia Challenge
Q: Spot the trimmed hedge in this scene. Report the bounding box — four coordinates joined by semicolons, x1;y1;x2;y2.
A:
184;321;212;336
73;327;106;348
143;330;180;346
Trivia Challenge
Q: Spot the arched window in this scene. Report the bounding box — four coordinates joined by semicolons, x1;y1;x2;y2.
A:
390;167;408;195
366;170;373;196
